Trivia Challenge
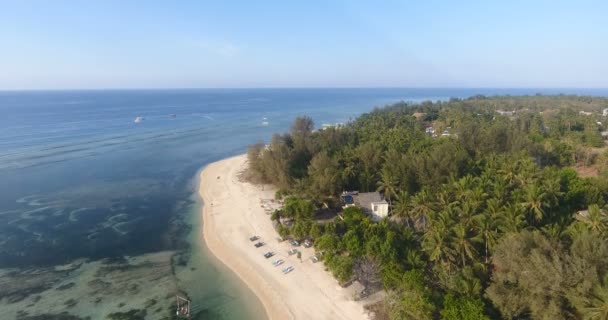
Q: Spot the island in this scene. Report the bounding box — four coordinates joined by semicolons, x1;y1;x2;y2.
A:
201;95;608;320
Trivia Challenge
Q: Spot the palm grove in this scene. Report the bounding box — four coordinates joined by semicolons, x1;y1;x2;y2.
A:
247;95;608;320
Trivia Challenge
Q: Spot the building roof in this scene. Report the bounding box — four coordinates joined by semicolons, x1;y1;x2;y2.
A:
353;192;385;212
412;112;426;120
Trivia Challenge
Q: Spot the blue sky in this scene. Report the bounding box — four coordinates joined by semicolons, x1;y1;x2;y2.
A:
1;1;607;89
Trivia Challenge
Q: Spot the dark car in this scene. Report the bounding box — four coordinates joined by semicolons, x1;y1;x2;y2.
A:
249;235;259;241
264;252;275;259
254;242;265;248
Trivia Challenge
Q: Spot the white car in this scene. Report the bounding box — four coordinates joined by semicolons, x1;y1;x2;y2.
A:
282;266;294;274
273;259;284;266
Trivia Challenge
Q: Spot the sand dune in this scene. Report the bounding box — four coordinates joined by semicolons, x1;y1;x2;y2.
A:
199;154;370;320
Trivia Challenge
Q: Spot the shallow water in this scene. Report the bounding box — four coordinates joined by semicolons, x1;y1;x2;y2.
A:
1;88;606;319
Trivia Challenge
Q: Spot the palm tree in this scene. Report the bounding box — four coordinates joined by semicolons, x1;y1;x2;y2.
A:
520;184;548;225
498;203;526;233
582;281;608;320
450;223;480;267
580;204;608;235
360;170;374;192
436;187;458;211
377;168;398;206
453;176;474;203
341;159;357;189
498;161;517;187
392;190;411;226
494;180;509;203
514;158;537;187
474;209;500;264
468;186;487;211
423;226;456;268
410;189;434;230
456;201;478;228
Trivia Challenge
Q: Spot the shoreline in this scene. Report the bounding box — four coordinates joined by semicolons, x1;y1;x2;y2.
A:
199;154;370;320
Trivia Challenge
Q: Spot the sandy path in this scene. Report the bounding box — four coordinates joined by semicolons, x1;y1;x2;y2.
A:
200;155;370;320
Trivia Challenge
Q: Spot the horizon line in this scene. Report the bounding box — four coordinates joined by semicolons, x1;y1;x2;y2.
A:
2;86;608;93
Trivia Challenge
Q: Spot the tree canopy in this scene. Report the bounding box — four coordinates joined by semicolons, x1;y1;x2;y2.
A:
247;95;608;319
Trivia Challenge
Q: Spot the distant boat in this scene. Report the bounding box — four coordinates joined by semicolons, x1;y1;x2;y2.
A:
134;116;144;123
169;114;176;119
261;117;269;126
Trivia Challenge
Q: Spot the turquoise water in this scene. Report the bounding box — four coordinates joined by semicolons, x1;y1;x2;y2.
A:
1;88;607;319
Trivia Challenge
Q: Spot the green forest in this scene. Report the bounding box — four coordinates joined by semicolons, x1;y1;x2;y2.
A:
246;95;608;320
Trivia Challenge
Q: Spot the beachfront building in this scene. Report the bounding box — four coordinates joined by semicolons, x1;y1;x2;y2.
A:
341;191;389;221
603;108;608;117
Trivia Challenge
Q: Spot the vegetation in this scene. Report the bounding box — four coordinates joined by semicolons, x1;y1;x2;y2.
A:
247;95;608;319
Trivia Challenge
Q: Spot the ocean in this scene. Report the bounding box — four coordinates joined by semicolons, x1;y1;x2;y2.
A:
1;88;607;319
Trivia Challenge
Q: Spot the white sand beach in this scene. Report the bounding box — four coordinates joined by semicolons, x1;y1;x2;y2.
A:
199;154;370;320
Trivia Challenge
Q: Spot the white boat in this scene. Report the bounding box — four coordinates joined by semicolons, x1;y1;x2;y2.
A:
134;116;145;123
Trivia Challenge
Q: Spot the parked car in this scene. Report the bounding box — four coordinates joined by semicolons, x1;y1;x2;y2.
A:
287;249;299;255
264;252;275;259
254;242;265;248
290;240;300;247
249;235;259;241
303;239;312;248
272;259;284;266
282;266;294;274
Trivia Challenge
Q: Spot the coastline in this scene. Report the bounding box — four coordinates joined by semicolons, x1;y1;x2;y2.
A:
199;154;370;320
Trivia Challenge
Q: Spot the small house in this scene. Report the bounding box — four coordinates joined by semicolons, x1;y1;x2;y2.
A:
341;191;389;221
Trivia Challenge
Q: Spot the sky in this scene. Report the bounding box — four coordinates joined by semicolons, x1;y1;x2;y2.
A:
1;0;607;89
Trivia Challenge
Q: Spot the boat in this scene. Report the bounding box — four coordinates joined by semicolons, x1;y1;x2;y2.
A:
175;295;191;318
134;116;144;123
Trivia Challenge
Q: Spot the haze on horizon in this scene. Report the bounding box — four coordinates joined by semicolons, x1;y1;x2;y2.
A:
1;0;607;90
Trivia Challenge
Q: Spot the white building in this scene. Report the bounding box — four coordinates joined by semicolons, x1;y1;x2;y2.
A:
341;191;389;221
